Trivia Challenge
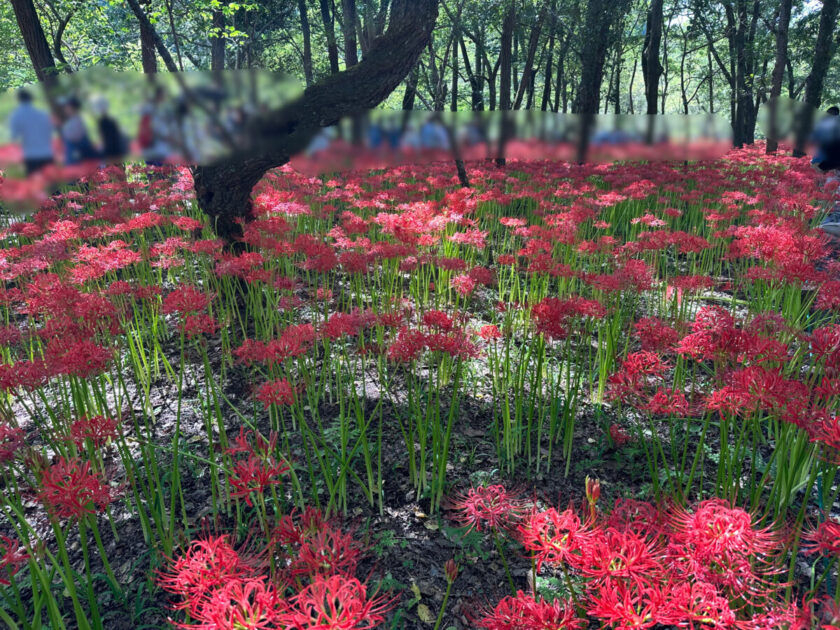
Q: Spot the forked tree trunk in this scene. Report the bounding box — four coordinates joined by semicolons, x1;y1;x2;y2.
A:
193;0;440;243
125;0;178;72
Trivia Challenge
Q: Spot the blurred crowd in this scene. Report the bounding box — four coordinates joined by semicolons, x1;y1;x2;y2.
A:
8;86;255;175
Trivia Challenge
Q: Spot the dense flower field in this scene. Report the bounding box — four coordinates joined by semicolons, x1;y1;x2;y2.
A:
0;145;839;628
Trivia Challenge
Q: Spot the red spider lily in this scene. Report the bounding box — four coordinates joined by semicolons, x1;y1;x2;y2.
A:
658;581;735;628
228;455;289;507
451;274;477;296
272;507;331;547
0;422;24;463
37;456;113;520
802;519;840;556
255;378;297;408
450;485;525;534
642;387;689;417
289;526;362;580
579;528;666;588
162;286;213;315
478;325;502;341
633;317;681;353
158;535;256;614
668;499;783;600
173;577;283;630
586;579;668;629
518;506;589;572
68;414;117;447
476;592;582;630
531;296;606;340
0;536;29;585
182;314;220;339
608;424;631;447
279;574;392;629
444;559;458;583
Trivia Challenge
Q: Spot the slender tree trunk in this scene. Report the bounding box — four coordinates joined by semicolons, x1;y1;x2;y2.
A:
514;2;547;109
319;0;340;74
140;0;157;73
497;1;515;165
451;27;458;111
766;0;788;154
793;0;839;156
164;0;185;71
211;2;226;73
299;0;314;85
541;28;555;111
628;57;637;114
499;2;515;113
342;0;359;68
642;0;664;116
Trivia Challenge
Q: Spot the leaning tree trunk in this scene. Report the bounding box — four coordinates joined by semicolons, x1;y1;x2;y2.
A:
793;0;840;156
193;0;440;244
766;0;792;154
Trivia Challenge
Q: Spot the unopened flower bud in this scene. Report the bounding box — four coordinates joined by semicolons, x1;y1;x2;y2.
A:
444;558;458;583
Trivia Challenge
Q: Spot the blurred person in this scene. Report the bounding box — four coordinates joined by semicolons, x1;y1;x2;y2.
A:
812;107;840;237
420;115;449;150
60;96;97;165
90;96;128;164
138;88;173;166
9;88;54;175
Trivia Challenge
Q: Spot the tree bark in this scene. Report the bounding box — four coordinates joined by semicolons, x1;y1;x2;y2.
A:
193;0;440;243
11;0;58;86
211;2;226;73
766;0;792;154
574;0;630;160
642;0;664;116
450;27;458;111
319;0;340;74
793;0;839;156
299;0;314;85
342;0;359;68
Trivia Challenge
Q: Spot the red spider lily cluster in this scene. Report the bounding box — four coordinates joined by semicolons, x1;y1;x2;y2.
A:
457;483;831;630
159;510;391;629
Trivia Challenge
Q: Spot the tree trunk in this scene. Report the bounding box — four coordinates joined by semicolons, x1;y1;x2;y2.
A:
642;0;664;116
497;1;515;165
541;25;555;111
299;0;314;85
450;28;458;111
11;0;58;86
793;0;839;156
499;2;515;113
126;0;178;72
193;0;440;243
575;0;629;160
211;2;226;73
319;0;340;74
342;0;359;68
628;57;637;114
765;0;789;153
514;2;547;110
